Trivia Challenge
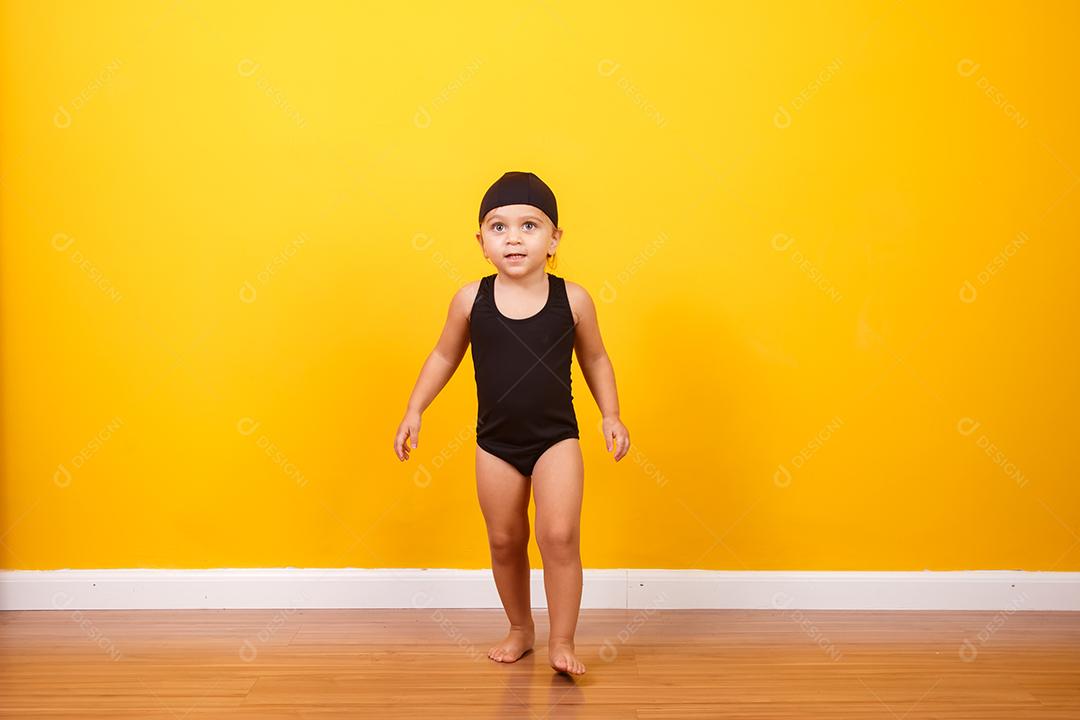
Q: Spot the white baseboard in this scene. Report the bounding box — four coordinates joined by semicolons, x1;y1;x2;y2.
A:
1;569;1076;611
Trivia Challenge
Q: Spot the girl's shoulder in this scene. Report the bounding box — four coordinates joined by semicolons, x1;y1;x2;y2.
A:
559;277;594;327
560;276;590;300
455;276;490;324
560;276;584;294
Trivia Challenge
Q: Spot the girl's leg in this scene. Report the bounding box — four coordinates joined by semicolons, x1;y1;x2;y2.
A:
531;437;586;675
475;444;535;662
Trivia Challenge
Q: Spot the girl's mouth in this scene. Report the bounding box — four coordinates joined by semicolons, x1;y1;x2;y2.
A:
505;253;527;261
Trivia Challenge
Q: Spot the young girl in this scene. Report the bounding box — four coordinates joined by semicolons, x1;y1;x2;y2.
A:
393;170;630;676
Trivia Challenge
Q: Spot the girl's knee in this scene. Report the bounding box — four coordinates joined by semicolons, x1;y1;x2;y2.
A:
535;526;579;555
488;528;530;557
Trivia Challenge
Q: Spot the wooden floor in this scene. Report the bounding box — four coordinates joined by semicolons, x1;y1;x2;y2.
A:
1;608;1078;718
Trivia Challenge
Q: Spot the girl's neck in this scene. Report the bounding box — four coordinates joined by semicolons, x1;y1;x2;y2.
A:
497;268;548;288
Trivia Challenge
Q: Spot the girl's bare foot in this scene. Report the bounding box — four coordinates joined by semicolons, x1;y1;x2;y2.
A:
488;624;535;663
549;639;586;675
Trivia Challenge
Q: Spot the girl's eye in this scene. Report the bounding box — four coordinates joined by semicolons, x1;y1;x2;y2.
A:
524;222;536;230
493;223;504;231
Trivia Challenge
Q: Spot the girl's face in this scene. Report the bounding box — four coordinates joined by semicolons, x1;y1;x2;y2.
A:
476;204;562;275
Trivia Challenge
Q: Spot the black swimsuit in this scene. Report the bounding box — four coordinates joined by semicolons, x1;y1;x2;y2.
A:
470;272;580;476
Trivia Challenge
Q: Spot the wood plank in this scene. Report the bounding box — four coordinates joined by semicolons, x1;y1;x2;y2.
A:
0;609;1076;718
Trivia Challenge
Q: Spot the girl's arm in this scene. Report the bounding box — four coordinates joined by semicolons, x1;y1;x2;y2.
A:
394;284;475;461
567;282;631;462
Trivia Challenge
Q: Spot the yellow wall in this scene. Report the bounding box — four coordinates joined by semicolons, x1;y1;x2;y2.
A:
2;1;1077;571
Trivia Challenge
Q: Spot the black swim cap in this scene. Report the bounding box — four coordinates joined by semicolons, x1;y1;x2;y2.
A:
478;171;558;228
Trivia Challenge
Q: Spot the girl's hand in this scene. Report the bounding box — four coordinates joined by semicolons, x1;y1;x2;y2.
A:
602;415;630;462
394;410;422;461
